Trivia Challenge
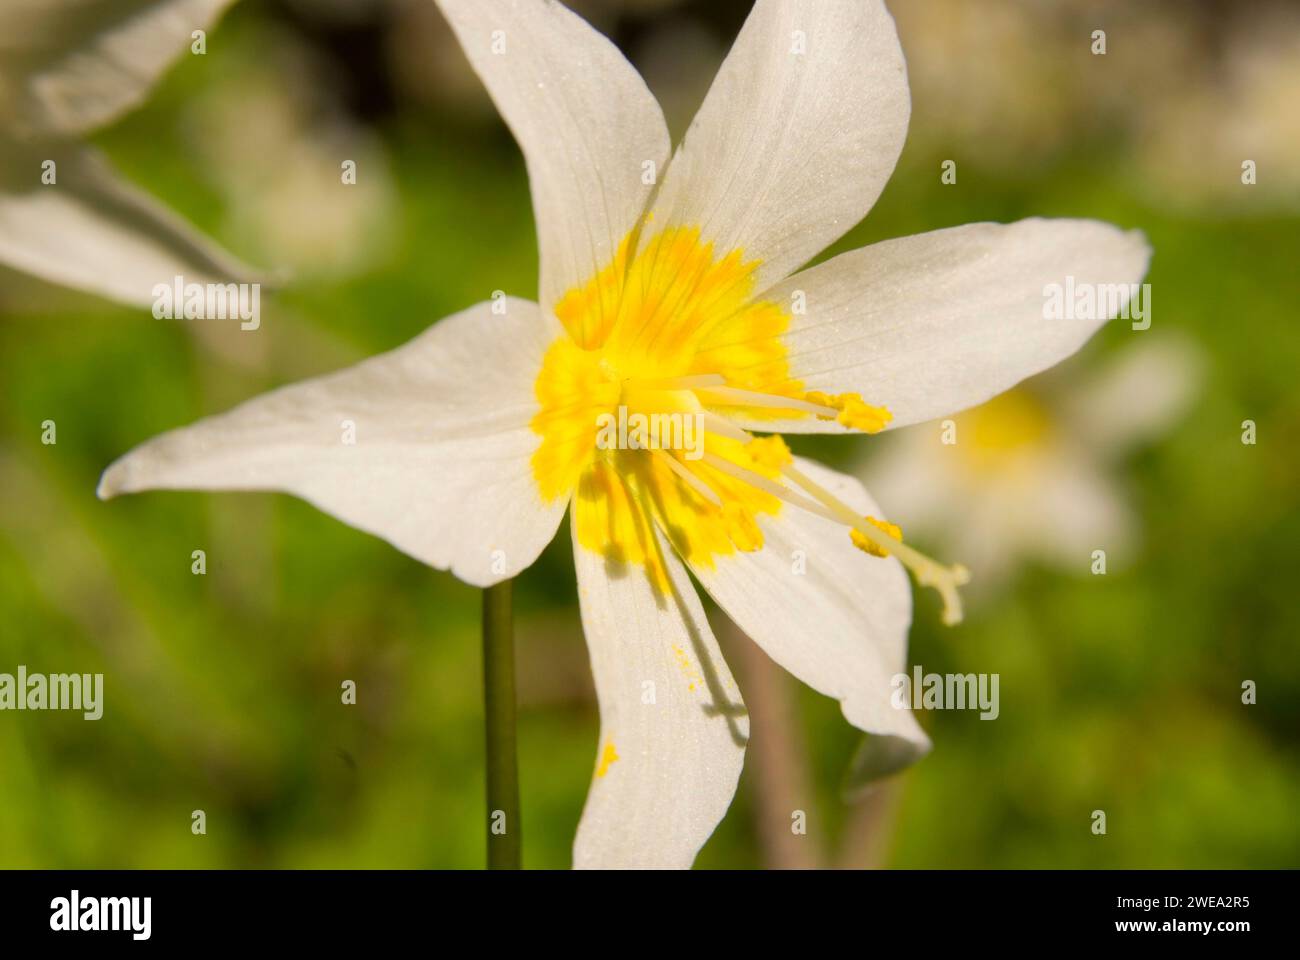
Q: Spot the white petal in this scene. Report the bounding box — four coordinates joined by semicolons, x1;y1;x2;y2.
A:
0;0;235;138
0;144;261;307
681;457;929;774
1020;451;1133;571
645;0;909;286
748;218;1152;432
1064;334;1203;455
434;0;669;312
571;516;747;869
99;299;567;587
930;447;1132;586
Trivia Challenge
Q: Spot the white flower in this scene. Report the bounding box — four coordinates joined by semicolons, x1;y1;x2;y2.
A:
185;39;397;277
861;336;1201;593
0;0;256;306
97;0;1150;868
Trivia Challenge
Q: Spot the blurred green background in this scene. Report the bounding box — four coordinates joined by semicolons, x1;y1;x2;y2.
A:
2;0;1298;869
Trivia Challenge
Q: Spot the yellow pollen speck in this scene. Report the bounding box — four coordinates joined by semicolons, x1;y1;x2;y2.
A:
671;644;703;691
850;515;903;558
595;740;620;779
806;391;892;433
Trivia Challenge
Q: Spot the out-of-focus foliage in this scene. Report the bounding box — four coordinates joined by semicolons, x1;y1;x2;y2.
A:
1;0;1297;869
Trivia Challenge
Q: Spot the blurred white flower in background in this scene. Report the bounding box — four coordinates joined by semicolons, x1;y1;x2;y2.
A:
185;29;396;278
0;0;259;306
861;336;1203;596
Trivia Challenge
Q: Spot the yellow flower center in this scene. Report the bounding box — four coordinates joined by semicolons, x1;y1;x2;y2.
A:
958;388;1054;472
531;225;968;623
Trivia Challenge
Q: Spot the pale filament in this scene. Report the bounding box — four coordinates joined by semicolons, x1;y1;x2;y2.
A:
651;448;722;507
694;385;840;418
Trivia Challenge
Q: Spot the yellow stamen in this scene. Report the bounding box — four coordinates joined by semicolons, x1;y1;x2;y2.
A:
805;391;893;433
533;224;966;625
850;516;903;558
696;385;836;417
700;411;753;443
781;462;970;625
699;451;830;517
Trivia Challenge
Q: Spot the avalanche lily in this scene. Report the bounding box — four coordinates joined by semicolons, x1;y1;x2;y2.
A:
98;0;1150;868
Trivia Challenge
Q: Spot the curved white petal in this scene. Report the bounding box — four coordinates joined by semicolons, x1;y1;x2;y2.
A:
0;144;260;307
434;0;669;313
743;218;1152;433
645;0;909;287
98;299;567;587
680;457;929;776
571;514;747;869
0;0;235;138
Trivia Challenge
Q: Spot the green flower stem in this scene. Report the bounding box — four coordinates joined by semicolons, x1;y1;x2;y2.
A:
482;579;521;869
